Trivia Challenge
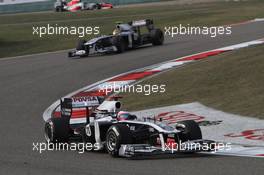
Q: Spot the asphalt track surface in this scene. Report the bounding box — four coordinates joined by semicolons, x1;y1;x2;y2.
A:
0;21;264;175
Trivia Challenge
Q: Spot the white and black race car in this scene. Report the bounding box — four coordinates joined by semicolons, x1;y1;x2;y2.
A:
44;96;215;158
68;19;164;58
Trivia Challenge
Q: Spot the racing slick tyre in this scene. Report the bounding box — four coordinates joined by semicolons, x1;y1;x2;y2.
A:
96;4;101;9
106;124;133;157
44;117;70;143
176;120;202;142
113;36;126;53
55;6;63;12
68;51;74;57
150;28;164;46
76;40;89;57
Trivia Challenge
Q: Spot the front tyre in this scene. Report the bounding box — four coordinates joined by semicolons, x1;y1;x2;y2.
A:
68;51;74;57
176;120;202;142
106;124;132;157
113;36;126;53
76;40;89;57
55;6;63;12
96;4;101;10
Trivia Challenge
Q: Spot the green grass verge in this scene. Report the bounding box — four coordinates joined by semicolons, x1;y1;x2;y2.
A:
0;0;264;58
120;44;264;119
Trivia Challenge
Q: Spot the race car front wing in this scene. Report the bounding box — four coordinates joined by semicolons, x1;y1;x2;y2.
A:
68;46;117;57
118;140;216;158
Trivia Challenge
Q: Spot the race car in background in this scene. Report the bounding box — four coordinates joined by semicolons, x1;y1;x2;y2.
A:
68;19;164;58
54;0;113;12
44;96;215;158
99;2;113;9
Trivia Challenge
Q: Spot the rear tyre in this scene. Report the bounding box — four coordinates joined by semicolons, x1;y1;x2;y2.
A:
105;124;132;157
44;117;70;143
150;28;164;46
76;40;89;57
176;120;202;142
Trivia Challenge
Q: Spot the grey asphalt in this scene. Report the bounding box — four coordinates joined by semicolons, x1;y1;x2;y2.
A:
0;21;264;175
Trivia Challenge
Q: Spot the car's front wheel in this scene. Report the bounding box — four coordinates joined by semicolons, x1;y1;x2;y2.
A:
105;124;132;157
113;37;126;53
76;40;89;57
176;120;202;142
55;6;63;12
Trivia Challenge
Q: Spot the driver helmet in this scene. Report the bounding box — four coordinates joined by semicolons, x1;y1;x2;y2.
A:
117;111;137;121
113;23;122;35
113;28;120;35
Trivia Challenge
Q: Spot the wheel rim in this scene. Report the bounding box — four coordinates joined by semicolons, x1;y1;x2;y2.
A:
107;131;117;152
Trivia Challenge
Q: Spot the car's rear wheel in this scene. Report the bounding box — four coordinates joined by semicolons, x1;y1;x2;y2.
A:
44;117;70;143
176;120;202;142
106;124;132;157
150;28;164;46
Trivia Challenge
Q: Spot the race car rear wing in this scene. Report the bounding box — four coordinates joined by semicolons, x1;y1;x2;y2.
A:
130;19;154;29
60;96;102;127
60;96;122;127
72;96;103;107
60;96;102;115
60;96;121;112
